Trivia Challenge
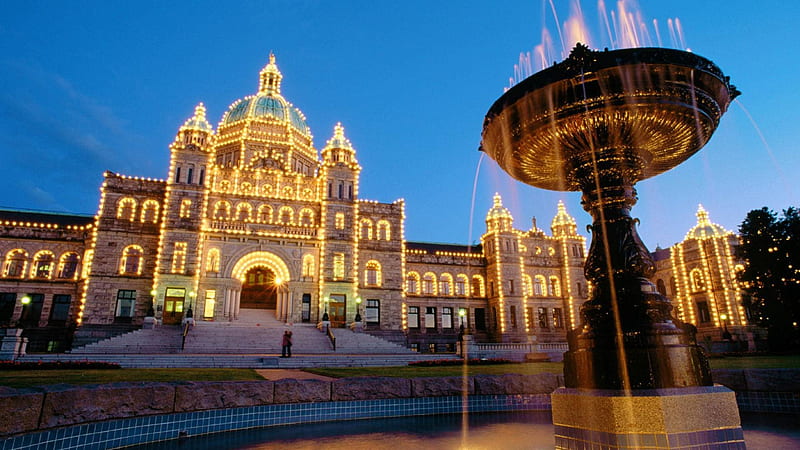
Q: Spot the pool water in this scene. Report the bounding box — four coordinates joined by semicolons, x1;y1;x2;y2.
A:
133;411;800;450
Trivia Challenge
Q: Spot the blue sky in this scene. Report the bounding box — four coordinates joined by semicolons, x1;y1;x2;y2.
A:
1;1;797;248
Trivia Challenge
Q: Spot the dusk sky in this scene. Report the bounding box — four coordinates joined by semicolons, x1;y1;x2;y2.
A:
1;1;797;249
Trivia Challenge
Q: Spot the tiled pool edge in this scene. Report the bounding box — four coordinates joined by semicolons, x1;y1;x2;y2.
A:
0;394;552;450
2;390;798;450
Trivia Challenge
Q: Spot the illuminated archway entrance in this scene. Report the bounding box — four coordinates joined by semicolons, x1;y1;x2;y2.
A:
230;251;292;319
240;267;278;309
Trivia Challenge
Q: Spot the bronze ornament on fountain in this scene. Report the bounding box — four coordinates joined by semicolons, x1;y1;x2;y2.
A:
481;43;739;390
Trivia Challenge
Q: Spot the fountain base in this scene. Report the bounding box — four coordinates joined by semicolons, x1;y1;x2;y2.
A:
551;386;744;449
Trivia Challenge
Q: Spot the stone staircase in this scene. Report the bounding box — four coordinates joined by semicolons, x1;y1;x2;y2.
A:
20;309;458;368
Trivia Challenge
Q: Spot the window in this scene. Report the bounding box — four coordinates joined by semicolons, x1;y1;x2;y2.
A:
455;275;467;296
302;254;315;278
471;275;484;297
213;201;231;220
439;274;452;296
408;306;419;329
458;307;468;328
538;307;548;329
299;208;314;226
258;205;273;223
116;290;136;320
360;219;373;240
422;273;436;295
120;245;143;275
333;253;345;280
442;307;453;329
175;166;182;183
691;269;705;292
116;197;137;221
171;242;187;274
203;290;216;319
198;167;205;185
0;293;16;324
49;294;71;323
377;220;391;240
406;272;419;294
365;260;381;286
576;282;584;297
552;308;564;328
279;206;293;224
508;279;515;294
549;276;561;296
510;305;517;329
335;212;345;230
20;293;44;326
32;251;55;279
534;275;545;296
180;199;192;218
366;299;380;324
206;248;220;273
140;200;159;223
3;249;28;278
425;307;436;329
237;203;253;222
696;301;711;323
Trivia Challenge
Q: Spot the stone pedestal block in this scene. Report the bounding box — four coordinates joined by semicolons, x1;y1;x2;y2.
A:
551;385;744;449
0;329;27;360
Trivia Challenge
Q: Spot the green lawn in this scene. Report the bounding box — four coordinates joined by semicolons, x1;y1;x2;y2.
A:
707;355;800;369
305;362;563;378
0;368;263;389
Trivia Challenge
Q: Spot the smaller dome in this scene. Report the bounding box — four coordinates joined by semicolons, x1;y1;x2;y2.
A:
180;103;213;133
323;122;354;152
685;205;730;240
551;200;577;236
487;193;513;220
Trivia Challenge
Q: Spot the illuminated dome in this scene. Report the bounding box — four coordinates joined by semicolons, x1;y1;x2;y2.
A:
551;200;577;236
220;54;311;137
487;193;513;220
685;205;730;240
180;103;213;133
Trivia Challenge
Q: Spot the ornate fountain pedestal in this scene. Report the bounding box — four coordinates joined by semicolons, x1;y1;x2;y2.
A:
481;44;745;449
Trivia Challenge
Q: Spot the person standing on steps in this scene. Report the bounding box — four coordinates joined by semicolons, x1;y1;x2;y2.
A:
281;330;292;357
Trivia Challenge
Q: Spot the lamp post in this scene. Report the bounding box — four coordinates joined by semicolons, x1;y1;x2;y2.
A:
720;313;732;341
355;297;362;323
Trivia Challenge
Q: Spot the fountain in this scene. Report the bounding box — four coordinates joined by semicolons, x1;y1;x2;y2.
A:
481;44;744;448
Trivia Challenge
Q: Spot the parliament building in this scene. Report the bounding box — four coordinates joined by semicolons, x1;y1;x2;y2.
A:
0;56;749;353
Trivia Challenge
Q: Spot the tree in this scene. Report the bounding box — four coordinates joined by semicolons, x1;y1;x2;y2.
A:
736;207;800;351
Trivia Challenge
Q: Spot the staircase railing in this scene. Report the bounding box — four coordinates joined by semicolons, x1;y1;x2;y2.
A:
181;322;191;351
326;324;336;351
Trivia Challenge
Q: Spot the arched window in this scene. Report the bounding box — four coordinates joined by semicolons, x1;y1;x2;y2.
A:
31;251;55;279
377;220;391;240
422;272;437;295
140;200;159;223
116;197;137;221
180;199;192;218
455;274;468;296
299;208;314;226
302;254;315;278
534;275;546;296
236;202;253;222
258;205;273;223
439;273;453;296
3;249;28;278
57;252;80;279
406;271;420;294
206;248;220;273
335;213;345;230
279;206;294;224
365;260;382;286
522;274;533;297
549;276;561;297
213;201;231;220
690;269;705;292
120;245;144;275
656;279;667;296
360;219;374;240
471;275;485;297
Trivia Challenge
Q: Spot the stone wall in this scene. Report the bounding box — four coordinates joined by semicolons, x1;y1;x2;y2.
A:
0;369;796;438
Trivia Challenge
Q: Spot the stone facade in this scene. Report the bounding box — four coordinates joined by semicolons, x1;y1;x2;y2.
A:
0;56;588;351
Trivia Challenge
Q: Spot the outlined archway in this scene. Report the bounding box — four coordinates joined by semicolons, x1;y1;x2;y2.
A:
231;252;291;310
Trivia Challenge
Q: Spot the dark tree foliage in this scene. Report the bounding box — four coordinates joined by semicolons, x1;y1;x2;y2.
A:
737;207;800;351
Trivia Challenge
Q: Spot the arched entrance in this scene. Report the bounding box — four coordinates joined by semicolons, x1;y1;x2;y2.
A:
240;267;278;309
230;251;292;318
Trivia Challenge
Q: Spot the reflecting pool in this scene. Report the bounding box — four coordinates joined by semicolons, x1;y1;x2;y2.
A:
132;411;799;450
